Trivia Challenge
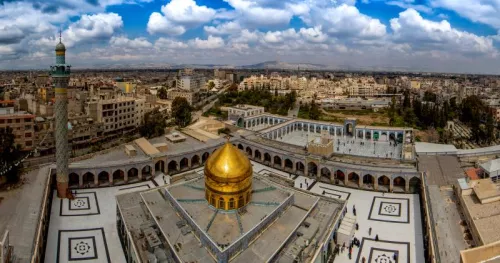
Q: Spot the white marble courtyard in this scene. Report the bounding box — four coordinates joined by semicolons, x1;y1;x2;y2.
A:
44;162;423;263
44;174;168;263
276;130;403;159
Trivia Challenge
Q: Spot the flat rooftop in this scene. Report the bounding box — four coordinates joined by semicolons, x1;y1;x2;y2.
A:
418;155;464;186
117;173;343;263
71;131;224;167
462;193;500;244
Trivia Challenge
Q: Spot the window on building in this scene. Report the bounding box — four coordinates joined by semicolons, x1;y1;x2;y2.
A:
24;118;32;123
25;132;32;138
25;125;31;130
26;141;32;146
15;119;20;123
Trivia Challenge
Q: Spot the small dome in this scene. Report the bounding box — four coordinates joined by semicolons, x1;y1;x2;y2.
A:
55;42;66;52
204;142;252;183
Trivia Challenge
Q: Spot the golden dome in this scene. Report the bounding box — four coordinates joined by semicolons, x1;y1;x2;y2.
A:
204;142;253;210
204;142;252;183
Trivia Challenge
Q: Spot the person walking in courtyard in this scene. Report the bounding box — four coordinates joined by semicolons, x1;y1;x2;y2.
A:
362;257;366;263
356;223;359;230
369;227;372;235
375;234;379;241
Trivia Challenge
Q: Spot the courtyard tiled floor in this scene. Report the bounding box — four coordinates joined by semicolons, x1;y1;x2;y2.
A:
44;162;423;263
277;130;403;160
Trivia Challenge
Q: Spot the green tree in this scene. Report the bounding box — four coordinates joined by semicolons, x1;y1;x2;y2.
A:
208;81;215;90
139;109;167;138
309;101;320;120
0;127;22;183
157;87;168;99
486;113;495;144
171;97;193;127
403;108;417;127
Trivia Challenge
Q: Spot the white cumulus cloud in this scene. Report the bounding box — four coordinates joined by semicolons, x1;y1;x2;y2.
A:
189;35;225;49
63;13;124;47
110;36;152;49
147;0;216;36
390;9;495;55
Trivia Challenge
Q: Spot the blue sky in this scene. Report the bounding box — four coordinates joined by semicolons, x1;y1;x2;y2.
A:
1;0;500;73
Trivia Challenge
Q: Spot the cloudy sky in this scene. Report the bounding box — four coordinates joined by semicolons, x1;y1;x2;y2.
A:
1;0;500;73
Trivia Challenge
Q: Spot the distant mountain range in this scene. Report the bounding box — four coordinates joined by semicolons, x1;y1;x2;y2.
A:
237;61;331;70
77;61;333;70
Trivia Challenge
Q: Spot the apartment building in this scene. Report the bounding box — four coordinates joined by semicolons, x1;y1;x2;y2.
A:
347;85;376;97
87;96;137;135
168;89;197;105
177;75;205;92
0;107;35;151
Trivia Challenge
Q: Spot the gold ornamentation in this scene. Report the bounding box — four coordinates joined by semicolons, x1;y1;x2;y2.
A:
204;142;252;210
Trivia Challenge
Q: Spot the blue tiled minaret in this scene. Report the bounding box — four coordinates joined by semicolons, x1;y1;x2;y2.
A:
50;34;71;198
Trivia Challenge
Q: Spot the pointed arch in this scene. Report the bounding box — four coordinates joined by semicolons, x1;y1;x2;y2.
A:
348;172;360;187
409;176;421;193
378;175;390;191
246;147;252;157
363;174;374;189
307;162;318;177
264;152;271;163
69;173;79;187
180;157;189;170
82;172;95;186
335;170;345;184
97;171;109;186
202;152;210;164
128;168;139;182
254;150;262;161
168;160;178;174
273;155;282;167
112;169;125;184
191;155;200;167
320;167;331;183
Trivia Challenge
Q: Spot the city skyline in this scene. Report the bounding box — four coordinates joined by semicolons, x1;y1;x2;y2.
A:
1;0;500;74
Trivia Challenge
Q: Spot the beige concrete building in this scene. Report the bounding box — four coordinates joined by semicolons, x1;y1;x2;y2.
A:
0;107;35;151
86;96;137;135
167;89;196;105
457;177;500;247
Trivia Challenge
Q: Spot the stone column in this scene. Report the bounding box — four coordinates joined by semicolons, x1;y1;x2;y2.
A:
94;171;99;186
389;177;394;192
405;176;410;193
343;171;348;185
374;176;379;190
78;174;83;188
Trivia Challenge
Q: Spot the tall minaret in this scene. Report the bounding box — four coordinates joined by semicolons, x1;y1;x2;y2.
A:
50;33;71;198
